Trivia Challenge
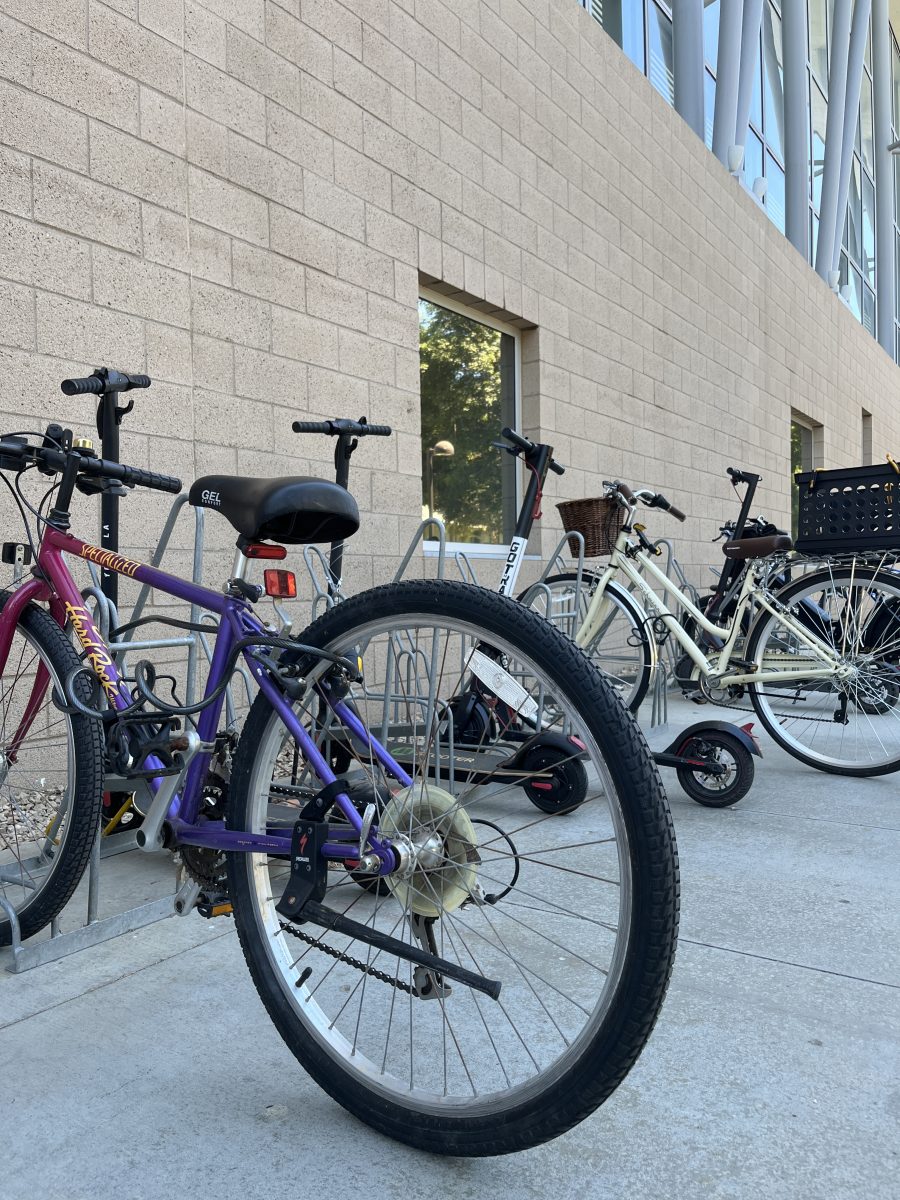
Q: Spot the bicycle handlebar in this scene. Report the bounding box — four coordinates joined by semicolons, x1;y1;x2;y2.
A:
606;482;686;521
499;428;565;474
291;418;392;437
726;466;760;486
61;369;151;396
0;438;181;494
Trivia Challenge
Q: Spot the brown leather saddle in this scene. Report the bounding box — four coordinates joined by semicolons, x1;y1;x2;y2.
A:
722;534;793;561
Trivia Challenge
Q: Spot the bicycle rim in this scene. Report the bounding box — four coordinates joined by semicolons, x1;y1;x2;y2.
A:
748;561;900;774
0;622;78;926
228;582;677;1151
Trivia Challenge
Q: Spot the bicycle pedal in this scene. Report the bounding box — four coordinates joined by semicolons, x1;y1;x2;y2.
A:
196;892;233;919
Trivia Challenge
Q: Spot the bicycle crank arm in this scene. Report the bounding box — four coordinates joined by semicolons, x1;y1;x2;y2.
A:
297;900;502;1000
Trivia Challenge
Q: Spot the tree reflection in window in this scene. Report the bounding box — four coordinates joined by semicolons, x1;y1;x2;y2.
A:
418;300;516;545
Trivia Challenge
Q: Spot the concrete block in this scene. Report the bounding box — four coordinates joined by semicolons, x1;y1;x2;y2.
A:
141;204;189;270
193;385;273;450
191;279;271;350
333;47;391;123
90;122;186;211
300;71;364;150
391;177;441;238
0;279;35;351
6;0;87;50
232;241;306;309
367;292;416;348
336;237;395;297
0;146;31;218
264;2;332;83
301;0;363;60
271;306;339;368
0;78;88;173
200;0;265;41
146;321;193;384
306;269;368;332
32;162;141;255
234;345;307;406
88;1;184;101
139;0;184;45
188;221;232;286
35;293;145;366
270;205;336;275
304;173;365;241
185;1;227;67
139;86;186;158
362;24;415;97
0;211;91;300
190;334;234;392
334;143;391;209
185;58;265;143
0;13;32;87
266;102;334;179
227;132;305;211
185;110;229;175
226;23;299;111
306;363;368;411
338;328;395;384
188;166;268;246
92;244;191;328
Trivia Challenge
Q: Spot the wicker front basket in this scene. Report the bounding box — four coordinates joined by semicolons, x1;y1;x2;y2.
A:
556;496;625;558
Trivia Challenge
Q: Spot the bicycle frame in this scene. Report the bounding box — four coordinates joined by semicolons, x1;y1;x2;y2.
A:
578;530;843;687
0;525;414;870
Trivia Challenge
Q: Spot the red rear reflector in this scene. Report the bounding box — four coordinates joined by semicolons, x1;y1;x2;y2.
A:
264;569;297;598
243;543;286;559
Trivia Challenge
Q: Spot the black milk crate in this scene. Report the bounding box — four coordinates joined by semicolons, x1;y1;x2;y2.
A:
795;463;900;553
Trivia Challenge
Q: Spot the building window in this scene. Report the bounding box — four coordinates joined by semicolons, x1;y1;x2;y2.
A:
791;414;821;535
862;409;873;465
418;296;518;546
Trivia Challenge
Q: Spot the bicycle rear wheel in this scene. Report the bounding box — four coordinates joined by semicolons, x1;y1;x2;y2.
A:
747;562;900;775
520;572;652;711
0;595;104;944
226;579;678;1156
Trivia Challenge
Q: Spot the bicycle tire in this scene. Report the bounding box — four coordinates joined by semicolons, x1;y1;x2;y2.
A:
0;593;104;944
519;572;652;712
226;579;678;1156
746;562;900;775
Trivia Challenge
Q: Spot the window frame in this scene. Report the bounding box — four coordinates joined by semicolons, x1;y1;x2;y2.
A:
419;286;524;560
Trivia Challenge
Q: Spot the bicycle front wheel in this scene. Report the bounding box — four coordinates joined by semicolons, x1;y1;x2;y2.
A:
520;572;652;711
747;561;900;775
0;594;104;944
227;579;678;1156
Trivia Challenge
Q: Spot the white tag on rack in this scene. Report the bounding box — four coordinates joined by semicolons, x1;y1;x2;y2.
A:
466;648;539;722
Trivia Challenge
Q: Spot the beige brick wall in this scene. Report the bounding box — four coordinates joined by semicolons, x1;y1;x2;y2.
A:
0;0;899;617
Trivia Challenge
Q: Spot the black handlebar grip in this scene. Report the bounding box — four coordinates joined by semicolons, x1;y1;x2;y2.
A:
617;481;635;503
668;504;687;522
358;423;392;436
550;460;565;475
501;427;535;453
125;373;151;389
292;421;334;434
120;464;182;493
61;376;105;396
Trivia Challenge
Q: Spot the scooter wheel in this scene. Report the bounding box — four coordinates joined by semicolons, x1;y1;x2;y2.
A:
676;733;754;808
518;746;589;815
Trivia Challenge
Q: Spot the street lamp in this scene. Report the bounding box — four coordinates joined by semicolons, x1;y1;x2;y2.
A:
425;439;454;518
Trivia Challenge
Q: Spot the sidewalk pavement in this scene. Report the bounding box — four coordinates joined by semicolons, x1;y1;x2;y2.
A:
2;699;898;1200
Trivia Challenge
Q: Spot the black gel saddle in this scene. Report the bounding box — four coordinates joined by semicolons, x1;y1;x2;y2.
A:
189;475;360;545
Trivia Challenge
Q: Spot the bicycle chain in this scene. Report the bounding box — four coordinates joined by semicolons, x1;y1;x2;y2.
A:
279;920;415;994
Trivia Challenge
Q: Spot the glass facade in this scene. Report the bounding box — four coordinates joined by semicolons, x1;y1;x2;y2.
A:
580;1;900;362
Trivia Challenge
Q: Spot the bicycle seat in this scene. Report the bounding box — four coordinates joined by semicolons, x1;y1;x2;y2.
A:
188;475;359;545
722;534;793;560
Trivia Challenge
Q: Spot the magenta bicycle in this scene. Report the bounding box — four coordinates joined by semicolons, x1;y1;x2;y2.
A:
0;376;677;1155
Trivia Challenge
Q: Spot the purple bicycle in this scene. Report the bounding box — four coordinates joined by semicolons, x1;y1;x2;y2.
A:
0;376;678;1155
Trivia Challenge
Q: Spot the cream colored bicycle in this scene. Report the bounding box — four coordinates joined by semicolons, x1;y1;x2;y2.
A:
574;477;900;777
